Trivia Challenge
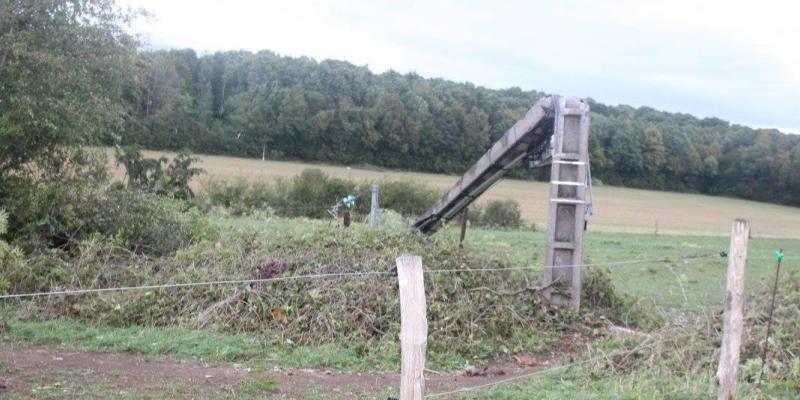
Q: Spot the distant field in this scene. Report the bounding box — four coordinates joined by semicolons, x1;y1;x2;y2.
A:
107;149;800;238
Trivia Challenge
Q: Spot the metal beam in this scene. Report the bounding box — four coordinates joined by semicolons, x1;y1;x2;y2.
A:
412;96;557;233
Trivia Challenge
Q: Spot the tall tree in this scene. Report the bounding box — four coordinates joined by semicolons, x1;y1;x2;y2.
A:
115;48;800;207
0;0;138;178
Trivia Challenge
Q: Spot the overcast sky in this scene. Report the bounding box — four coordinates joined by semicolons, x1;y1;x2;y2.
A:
118;0;800;133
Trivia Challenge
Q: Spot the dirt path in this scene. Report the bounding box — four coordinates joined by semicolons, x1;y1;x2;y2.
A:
0;344;559;399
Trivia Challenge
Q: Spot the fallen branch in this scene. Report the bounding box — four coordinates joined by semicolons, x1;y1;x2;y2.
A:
197;288;244;328
468;276;562;296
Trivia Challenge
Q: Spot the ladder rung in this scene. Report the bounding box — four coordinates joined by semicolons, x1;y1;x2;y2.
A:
551;181;585;186
550;198;585;204
552;160;585;166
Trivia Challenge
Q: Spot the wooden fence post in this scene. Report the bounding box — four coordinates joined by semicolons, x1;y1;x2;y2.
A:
369;184;379;227
459;207;469;248
717;219;750;400
396;254;427;400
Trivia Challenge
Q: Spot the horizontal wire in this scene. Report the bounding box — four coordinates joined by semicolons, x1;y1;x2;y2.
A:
0;271;388;300
426;339;656;398
425;255;721;274
0;255;723;300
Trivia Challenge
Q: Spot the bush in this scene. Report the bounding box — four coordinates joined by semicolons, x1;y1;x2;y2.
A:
0;209;27;294
283;169;356;218
356;180;441;217
472;199;522;229
200;178;278;216
200;169;360;219
115;146;203;200
198;172;442;220
4;181;214;256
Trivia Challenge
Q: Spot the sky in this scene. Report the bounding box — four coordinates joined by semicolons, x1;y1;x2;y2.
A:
118;0;800;134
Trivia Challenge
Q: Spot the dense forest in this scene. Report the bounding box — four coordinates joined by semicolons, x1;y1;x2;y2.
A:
119;49;800;206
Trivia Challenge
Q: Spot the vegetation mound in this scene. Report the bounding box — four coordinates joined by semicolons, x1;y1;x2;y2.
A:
7;217;643;365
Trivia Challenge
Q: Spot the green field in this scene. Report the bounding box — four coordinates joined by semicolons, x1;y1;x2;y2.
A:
108;149;800;239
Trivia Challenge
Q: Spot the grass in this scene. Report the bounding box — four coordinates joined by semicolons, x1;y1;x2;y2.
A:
106;148;800;238
6;204;800;398
449;226;800;312
0;317;402;371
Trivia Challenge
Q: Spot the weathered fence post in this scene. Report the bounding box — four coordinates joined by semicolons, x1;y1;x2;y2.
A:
396;254;427;400
459;207;469;248
369;184;379;227
717;219;750;400
343;211;351;228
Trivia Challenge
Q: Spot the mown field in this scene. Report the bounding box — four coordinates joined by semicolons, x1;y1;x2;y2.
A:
107;149;800;239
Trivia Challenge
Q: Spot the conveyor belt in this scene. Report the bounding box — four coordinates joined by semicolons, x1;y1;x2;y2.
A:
413;96;560;234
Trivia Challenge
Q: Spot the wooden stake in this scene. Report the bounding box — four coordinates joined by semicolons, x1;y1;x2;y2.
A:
343;211;351;228
757;248;784;387
459;207;469;249
717;219;750;400
369;184;379;227
396;254;427;400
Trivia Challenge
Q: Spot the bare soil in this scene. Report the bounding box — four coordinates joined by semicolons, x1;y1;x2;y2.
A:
0;344;569;399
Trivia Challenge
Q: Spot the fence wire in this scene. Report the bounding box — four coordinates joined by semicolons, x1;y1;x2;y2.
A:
426;337;657;398
0;254;724;300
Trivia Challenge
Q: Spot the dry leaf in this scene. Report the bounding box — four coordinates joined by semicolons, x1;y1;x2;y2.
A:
513;353;539;367
271;308;289;326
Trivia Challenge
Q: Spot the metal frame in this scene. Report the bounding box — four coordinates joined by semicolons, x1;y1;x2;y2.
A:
412;95;591;309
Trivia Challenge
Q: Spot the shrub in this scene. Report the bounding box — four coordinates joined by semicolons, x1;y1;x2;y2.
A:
472;199;522;229
199;178;278;216
356;180;441;217
0;209;27;294
102;188;215;255
4;181;214;256
196;171;441;219
283;169;356;218
115;145;203;200
36;147;111;185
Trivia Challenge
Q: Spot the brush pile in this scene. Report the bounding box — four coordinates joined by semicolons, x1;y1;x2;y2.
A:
8;216;641;360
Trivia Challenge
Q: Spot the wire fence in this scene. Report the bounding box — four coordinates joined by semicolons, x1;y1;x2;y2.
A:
426;336;658;398
0;243;791;398
0;253;727;300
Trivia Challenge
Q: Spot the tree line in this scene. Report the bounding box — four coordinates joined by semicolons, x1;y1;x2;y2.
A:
3;1;798;208
119;49;800;206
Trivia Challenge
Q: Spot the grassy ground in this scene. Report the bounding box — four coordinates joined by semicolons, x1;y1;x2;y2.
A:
3;213;798;398
106;148;800;238
451;226;799;312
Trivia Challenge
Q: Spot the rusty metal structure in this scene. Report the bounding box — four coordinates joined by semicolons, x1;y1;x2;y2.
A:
413;95;591;309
